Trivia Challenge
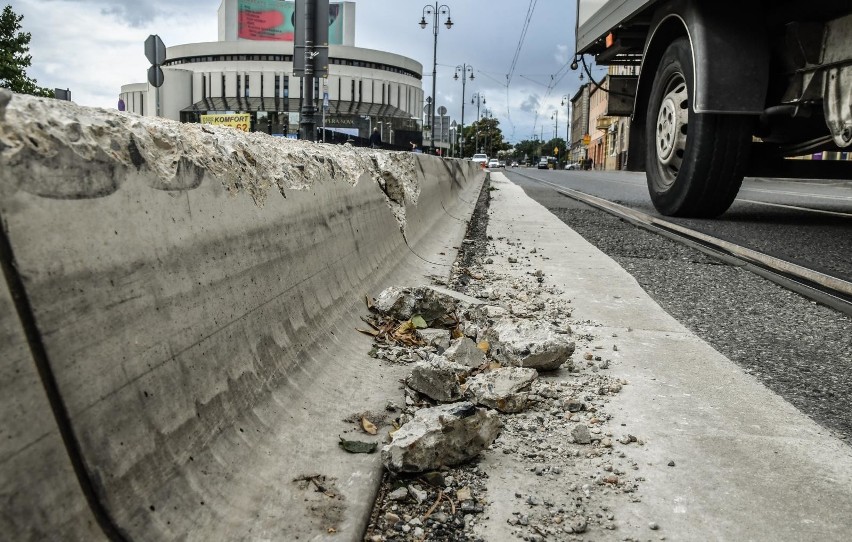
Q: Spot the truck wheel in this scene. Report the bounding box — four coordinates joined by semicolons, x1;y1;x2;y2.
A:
645;37;752;217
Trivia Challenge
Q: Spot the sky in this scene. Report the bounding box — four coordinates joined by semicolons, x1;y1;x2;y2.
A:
10;0;607;144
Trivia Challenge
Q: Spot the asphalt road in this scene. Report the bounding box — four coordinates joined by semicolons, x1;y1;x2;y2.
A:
501;169;852;442
506;169;852;281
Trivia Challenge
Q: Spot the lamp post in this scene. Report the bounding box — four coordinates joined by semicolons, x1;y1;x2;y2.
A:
449;121;456;157
454;64;473;157
471;92;485;153
420;3;453;154
561;94;571;159
551;110;559;141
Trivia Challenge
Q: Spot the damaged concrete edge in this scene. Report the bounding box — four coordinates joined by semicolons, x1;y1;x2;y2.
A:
0;90;461;235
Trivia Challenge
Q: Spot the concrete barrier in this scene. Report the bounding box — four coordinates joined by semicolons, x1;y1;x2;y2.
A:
0;90;484;541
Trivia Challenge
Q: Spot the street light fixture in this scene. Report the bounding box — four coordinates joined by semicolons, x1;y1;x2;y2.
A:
454;64;473;157
471;92;485;152
419;3;453;154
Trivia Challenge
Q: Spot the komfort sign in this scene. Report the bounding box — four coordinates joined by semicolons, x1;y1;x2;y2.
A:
200;114;251;132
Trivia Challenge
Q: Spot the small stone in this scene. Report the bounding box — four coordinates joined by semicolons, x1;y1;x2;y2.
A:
413;527;424;537
385;512;401;525
526;495;542;506
649;521;660;530
408;485;428;504
456;486;472;501
668;460;676;467
388;487;408;501
406;356;469;402
422;471;446;487
444;337;487;368
570;517;587;533
508;257;518;263
571;424;592;445
466;367;538;413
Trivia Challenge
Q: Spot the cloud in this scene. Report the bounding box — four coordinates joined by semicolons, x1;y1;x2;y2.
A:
520;94;540;113
555;44;570;65
100;2;159;27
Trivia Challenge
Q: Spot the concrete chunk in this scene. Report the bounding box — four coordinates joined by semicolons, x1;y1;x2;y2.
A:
417;328;451;351
466;367;538;413
381;402;502;473
485;319;575;371
444;337;487;368
374;285;482;324
406;356;470;402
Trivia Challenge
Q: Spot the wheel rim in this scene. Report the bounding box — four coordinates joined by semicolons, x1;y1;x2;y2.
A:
654;75;689;189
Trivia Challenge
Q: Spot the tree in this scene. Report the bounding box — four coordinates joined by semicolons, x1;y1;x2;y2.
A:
0;5;54;97
461;117;510;158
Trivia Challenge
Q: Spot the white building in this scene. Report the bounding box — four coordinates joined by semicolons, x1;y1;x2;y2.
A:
120;0;424;145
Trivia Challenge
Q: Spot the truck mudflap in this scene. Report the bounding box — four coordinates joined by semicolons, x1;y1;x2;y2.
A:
644;0;769;115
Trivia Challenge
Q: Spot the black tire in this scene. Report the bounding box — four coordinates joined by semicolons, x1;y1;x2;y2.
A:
645;37;753;217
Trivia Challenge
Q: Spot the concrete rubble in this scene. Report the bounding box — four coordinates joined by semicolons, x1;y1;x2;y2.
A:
465;367;537;413
485;318;576;371
381;402;502;473
443;336;486;368
405;356;470;402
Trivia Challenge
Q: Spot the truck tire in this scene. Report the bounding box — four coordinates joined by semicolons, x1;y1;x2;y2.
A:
645;37;752;217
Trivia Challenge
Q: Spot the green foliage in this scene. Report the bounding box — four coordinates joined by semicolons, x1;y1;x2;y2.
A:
461;117;511;158
0;5;54;97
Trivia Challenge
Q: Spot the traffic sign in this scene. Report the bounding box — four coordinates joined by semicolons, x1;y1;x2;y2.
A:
147;66;164;88
145;35;166;66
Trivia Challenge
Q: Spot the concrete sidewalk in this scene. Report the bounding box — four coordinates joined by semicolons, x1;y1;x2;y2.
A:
475;172;852;541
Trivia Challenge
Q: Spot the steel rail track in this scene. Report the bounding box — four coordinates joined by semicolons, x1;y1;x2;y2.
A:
514;173;852;317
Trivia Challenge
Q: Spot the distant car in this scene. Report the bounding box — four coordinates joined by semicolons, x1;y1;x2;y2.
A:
471;153;488;166
487;159;500;168
511;161;519;167
537;157;549;169
564;162;581;170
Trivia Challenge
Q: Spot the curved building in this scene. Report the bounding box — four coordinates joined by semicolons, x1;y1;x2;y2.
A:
120;0;424;145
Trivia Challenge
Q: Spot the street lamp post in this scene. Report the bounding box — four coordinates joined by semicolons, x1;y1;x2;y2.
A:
454;64;473;157
471;92;485;153
561;94;571;159
551;110;559;141
420;3;453;155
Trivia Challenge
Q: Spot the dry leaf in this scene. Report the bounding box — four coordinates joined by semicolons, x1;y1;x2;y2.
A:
361;417;378;435
356;328;380;337
477;340;490;353
456;486;472;501
451;326;464;339
327;527;337;534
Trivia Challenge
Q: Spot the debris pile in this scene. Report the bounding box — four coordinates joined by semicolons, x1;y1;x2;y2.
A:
360;284;579;466
361;190;651;540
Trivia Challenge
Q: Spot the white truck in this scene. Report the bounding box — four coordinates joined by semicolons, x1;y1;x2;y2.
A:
575;0;852;217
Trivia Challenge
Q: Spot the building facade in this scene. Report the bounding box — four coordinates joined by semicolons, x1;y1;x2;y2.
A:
120;1;424;145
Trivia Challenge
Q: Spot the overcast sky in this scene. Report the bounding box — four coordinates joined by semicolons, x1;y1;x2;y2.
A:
12;0;607;143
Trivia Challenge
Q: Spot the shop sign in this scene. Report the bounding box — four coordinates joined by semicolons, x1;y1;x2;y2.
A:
201;114;251;132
